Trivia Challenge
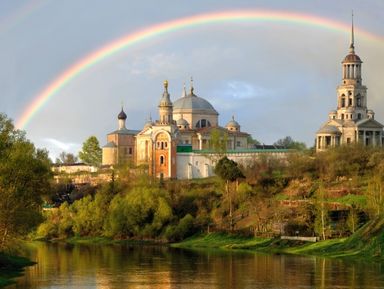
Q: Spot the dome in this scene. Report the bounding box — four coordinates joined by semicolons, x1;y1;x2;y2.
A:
226;116;240;129
118;109;127;120
343;53;362;63
176;117;189;126
317;125;341;134
173;92;218;115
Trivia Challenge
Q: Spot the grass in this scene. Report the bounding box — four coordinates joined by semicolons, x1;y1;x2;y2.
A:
172;232;271;250
0;253;35;288
173;218;384;261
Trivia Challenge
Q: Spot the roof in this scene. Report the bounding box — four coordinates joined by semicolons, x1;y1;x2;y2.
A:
196;126;249;137
118;109;127;120
176;117;189;126
108;128;141;135
103;141;117;148
343;53;362;63
226;118;240;128
356;118;384;128
317;124;341;134
173;93;218;115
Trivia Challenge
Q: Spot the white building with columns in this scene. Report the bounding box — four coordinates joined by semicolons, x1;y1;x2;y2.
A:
316;20;384;151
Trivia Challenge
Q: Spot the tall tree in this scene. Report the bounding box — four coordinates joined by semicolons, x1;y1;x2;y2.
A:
214;157;244;230
78;136;102;166
0;114;52;249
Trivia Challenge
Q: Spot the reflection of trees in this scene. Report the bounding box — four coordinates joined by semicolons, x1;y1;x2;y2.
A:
15;242;384;289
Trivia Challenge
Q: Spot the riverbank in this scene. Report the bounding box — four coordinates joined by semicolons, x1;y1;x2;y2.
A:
0;253;35;288
173;218;384;261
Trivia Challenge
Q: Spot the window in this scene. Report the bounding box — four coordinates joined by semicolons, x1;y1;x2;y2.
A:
196;119;211;128
236;141;241;147
164;142;168;148
347;138;351;144
185;140;189;144
357;97;361;107
341;114;344;120
160;155;165;165
341;98;345;107
161;142;164;150
129;148;132;155
349;98;352;106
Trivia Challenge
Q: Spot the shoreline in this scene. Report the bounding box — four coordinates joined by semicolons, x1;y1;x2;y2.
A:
0;253;35;288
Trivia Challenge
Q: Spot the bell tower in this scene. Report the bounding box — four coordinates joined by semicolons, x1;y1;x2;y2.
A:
158;80;173;124
336;13;367;121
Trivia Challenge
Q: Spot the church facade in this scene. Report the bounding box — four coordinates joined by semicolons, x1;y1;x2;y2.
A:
316;22;384;151
102;80;266;179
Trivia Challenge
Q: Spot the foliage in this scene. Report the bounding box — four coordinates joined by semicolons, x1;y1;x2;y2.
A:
55;151;78;164
164;214;195;242
0;114;52;249
366;174;384;218
274;136;307;150
78;136;102;166
214;157;244;182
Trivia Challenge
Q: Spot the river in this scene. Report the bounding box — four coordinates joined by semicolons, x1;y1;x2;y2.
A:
9;241;384;289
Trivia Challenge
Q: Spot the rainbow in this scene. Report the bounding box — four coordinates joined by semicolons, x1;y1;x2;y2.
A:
16;10;382;129
0;0;47;36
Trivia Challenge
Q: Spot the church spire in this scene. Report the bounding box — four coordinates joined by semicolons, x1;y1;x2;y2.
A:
349;11;355;54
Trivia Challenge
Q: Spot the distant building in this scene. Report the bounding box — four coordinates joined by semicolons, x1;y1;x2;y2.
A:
102;80;288;179
316;19;384;151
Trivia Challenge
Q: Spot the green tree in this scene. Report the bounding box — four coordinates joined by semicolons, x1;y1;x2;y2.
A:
314;182;329;240
214;157;244;230
0;114;52;249
78;136;102;166
274;136;307;150
366;174;384;218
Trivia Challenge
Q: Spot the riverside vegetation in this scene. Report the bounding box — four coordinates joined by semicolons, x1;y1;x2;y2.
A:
37;144;384;262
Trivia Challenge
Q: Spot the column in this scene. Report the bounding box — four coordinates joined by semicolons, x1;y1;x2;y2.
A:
198;135;202;150
373;131;376;146
363;130;366;146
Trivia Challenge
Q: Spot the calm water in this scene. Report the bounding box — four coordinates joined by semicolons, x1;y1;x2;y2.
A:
9;242;384;289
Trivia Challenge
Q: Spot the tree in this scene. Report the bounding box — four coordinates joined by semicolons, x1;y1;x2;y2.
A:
314;182;329;240
78;136;102;166
366;174;384;218
0;114;52;249
56;151;78;164
214;157;244;230
274;136;306;150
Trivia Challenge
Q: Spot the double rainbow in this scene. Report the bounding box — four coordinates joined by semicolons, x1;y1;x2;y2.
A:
15;10;381;129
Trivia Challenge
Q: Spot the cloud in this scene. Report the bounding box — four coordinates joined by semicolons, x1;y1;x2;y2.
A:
42;138;81;161
224;81;271;100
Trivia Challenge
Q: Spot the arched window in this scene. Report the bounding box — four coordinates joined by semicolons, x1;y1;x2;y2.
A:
160;155;165;165
341;97;346;107
357;95;361;107
357;113;362;120
341;114;344;120
195;119;211;128
161;142;164;150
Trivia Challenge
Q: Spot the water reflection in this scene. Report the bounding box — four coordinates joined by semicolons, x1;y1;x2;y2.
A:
9;242;384;289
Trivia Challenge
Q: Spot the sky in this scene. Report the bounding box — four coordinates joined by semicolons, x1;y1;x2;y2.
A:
1;0;384;160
